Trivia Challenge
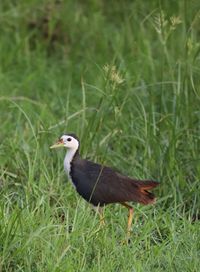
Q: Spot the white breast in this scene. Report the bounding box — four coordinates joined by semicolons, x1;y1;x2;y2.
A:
64;149;76;188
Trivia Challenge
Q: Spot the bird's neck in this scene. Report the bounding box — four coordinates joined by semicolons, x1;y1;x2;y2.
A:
64;148;79;175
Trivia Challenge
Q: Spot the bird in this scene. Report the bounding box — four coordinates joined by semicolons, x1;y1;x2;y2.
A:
50;133;159;241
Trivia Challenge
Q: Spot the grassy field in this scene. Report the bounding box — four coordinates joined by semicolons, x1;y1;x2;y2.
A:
0;0;200;271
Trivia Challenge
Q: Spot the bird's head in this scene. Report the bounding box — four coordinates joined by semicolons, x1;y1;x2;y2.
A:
50;133;79;150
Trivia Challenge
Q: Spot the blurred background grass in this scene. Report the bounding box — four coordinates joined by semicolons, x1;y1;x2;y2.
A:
0;0;200;271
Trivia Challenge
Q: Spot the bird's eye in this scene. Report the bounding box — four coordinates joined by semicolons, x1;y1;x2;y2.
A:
67;138;72;142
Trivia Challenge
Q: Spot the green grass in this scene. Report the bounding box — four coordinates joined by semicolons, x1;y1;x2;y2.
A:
0;0;200;271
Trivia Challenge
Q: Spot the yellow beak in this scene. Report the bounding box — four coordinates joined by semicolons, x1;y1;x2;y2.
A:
50;141;64;149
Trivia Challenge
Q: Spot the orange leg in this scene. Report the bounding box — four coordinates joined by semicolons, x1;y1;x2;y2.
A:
93;206;105;226
121;202;134;242
98;207;105;226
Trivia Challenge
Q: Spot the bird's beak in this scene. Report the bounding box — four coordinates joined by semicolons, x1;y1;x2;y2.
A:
50;140;64;149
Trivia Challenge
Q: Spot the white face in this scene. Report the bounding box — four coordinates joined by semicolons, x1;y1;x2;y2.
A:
60;135;79;150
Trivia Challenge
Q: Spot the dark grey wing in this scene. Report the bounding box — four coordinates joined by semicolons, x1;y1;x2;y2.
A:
74;159;142;205
71;157;158;206
89;166;141;205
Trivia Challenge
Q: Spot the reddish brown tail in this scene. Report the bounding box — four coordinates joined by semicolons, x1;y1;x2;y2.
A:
135;180;159;205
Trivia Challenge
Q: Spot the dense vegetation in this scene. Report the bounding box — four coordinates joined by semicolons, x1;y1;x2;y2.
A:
0;1;199;271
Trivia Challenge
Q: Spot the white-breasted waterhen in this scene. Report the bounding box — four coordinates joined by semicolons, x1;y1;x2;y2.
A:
51;133;159;241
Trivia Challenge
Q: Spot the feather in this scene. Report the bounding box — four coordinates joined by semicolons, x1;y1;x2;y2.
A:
70;154;159;206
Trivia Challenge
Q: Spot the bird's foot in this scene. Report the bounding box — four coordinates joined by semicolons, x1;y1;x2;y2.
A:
120;237;131;246
120;231;132;246
100;217;106;227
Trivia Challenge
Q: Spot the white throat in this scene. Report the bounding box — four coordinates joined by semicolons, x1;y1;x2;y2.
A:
64;148;77;175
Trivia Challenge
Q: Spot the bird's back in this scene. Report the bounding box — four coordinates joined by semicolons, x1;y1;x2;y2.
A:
70;155;159;206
